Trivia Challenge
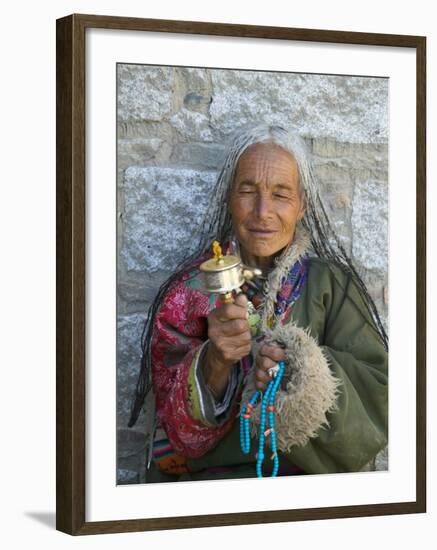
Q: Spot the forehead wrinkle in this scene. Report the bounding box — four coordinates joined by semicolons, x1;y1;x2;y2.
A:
249;156;288;185
235;165;299;193
232;143;301;197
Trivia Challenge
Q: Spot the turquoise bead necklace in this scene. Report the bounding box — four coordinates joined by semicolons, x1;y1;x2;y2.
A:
240;361;285;478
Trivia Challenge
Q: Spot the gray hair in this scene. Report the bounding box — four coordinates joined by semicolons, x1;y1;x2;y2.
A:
128;124;388;428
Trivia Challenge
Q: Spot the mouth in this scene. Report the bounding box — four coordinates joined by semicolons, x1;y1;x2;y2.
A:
247;228;278;237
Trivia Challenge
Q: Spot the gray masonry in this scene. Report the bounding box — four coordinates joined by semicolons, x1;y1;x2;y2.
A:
117;64;389;483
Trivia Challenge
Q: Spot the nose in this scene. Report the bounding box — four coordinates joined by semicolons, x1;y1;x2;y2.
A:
255;192;273;219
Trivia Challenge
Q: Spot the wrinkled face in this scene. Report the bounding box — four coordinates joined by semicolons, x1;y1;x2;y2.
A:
229;143;305;265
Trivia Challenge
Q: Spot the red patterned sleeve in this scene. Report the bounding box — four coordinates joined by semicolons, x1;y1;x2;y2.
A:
150;272;238;458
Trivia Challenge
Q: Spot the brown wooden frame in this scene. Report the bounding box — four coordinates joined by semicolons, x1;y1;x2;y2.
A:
56;13;426;535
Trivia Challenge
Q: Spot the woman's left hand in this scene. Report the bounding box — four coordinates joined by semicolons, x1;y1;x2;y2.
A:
255;343;286;391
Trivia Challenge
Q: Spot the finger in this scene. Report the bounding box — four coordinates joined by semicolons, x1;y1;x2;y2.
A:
219;342;251;364
255;367;271;386
233;347;252;362
214;302;249;322
260;342;285;354
255;374;268;391
259;344;286;362
256;355;277;374
220;319;250;336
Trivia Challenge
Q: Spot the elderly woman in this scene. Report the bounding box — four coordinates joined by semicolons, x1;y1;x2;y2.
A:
128;125;388;482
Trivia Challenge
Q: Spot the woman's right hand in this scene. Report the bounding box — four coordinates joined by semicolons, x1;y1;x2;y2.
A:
202;293;251;399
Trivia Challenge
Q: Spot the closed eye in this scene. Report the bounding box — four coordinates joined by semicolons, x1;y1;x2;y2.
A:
273;193;291;199
238;186;256;194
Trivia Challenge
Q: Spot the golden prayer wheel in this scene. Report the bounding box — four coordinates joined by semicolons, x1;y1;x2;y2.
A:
200;241;261;304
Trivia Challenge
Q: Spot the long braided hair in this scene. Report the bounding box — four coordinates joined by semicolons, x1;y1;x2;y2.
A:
127;124;388;428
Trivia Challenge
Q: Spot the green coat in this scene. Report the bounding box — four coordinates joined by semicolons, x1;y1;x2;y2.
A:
147;256;388;482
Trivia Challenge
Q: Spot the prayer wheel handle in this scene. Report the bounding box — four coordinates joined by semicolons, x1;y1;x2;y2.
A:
219;291;235;305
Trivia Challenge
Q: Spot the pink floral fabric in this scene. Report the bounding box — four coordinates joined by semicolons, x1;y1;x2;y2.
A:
151;265;239;459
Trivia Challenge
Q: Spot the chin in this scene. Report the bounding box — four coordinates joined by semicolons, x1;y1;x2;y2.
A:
247;243;279;258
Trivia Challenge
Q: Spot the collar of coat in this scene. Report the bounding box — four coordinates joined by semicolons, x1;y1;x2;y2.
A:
260;223;311;333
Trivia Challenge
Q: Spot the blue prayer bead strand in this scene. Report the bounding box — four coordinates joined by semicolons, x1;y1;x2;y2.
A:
240;361;285;478
240;391;261;455
240;404;248;453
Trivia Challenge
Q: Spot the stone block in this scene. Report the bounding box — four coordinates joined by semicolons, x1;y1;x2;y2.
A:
170;108;214;141
117;271;169;314
118;428;147;459
117;468;140;485
120;166;217;273
184;92;212;111
312;139;387;159
177;67;210;91
384;285;389;305
312;144;388;183
174;68;212;113
118;137;170;170
171;142;227;169
117;120;174;141
117;65;174;122
117;312;147;425
210;70;388;143
352;179;388;272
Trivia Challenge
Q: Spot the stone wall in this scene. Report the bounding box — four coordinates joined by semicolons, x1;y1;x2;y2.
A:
116;65;389;483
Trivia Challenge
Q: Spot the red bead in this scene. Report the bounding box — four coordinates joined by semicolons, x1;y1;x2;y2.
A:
247;403;254;410
267;405;274;412
244;413;251;419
